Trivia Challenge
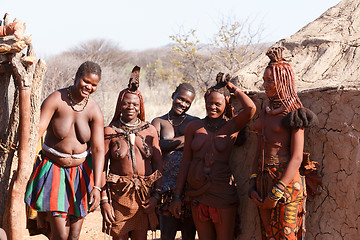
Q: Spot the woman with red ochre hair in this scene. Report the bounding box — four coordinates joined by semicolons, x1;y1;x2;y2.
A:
100;66;162;240
170;73;256;240
249;47;317;239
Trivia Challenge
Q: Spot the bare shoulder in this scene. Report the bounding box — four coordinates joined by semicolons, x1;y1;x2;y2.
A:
151;116;162;125
43;89;63;104
187;114;200;121
41;89;65;111
87;97;103;119
151;114;168;125
186;118;203;131
104;125;116;134
146;122;158;136
184;114;200;125
104;126;117;142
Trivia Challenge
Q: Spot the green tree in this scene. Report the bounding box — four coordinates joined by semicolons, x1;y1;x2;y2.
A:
212;17;265;74
170;29;216;90
170;18;266;90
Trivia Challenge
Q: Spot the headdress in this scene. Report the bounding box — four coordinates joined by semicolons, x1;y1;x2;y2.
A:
111;66;145;123
265;47;303;112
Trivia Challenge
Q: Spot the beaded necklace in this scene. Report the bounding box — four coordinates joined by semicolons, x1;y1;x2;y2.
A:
270;99;283;110
67;86;89;112
167;112;187;127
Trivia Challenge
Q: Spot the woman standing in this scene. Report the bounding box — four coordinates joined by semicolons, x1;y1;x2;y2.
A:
152;83;198;240
170;73;256;240
25;61;105;239
100;67;162;240
249;47;317;239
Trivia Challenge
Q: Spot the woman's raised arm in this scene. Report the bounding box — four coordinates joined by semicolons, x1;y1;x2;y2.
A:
227;81;256;132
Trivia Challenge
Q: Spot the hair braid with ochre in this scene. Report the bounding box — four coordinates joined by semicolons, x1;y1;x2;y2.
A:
116;89;145;121
266;47;303;112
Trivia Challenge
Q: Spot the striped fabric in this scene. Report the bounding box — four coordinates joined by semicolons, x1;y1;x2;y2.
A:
24;152;93;218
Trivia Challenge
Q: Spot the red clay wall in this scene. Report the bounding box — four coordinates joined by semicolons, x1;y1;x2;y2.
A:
232;87;359;239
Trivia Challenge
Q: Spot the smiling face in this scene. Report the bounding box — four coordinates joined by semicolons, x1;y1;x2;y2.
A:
263;67;278;99
205;91;226;119
74;73;100;98
120;93;141;122
171;89;195;116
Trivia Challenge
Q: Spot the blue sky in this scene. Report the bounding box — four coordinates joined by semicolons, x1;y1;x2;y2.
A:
2;0;341;57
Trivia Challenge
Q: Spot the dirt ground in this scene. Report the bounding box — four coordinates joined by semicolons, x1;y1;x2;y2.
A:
25;209;189;240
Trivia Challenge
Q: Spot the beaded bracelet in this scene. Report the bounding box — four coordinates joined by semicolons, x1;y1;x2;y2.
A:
268;184;284;201
93;186;102;192
277;180;287;189
249;173;257;180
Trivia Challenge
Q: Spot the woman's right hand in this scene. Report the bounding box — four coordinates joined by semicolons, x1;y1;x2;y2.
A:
174;136;185;150
101;203;115;230
169;198;182;219
249;189;263;207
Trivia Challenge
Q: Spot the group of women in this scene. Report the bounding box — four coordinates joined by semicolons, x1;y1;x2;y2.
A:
23;46;316;240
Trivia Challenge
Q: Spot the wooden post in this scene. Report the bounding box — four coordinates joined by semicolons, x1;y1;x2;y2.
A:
6;60;32;239
1;38;46;238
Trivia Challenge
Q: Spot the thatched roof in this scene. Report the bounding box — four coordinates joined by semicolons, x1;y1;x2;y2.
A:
236;0;360;91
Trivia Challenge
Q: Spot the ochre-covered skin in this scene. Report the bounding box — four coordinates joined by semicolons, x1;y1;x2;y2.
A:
101;67;163;240
249;47;314;239
171;73;256;240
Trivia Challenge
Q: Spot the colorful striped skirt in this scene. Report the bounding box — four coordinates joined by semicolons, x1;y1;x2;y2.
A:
24;152;94;218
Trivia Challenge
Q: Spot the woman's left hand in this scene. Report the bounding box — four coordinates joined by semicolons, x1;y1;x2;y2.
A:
142;196;157;213
261;197;278;209
89;188;101;212
226;81;237;93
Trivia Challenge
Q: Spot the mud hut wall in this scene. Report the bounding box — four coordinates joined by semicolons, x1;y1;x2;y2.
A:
231;88;360;240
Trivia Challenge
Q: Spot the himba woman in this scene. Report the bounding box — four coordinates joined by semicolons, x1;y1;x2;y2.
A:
170;74;256;240
151;83;198;240
100;66;163;240
25;61;105;239
249;47;317;239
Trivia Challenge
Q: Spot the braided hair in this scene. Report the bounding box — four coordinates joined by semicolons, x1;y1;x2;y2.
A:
265;47;303;112
115;89;145;121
